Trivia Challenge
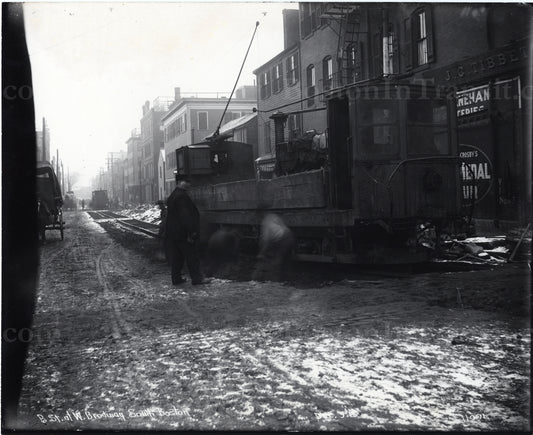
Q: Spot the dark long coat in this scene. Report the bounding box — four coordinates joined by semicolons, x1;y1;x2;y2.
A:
165;187;200;242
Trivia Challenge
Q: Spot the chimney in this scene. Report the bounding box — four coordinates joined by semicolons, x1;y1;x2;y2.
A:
282;9;300;49
174;87;181;101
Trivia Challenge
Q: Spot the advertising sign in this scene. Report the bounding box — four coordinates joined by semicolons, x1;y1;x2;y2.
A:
456;85;490;117
459;144;493;206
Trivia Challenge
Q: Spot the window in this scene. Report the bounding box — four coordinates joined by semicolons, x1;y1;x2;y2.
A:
357;100;399;157
260;71;271;100
385;25;398;75
307;64;315;107
407;100;449;155
404;7;434;71
264;121;272;154
300;3;327;38
416;11;428;65
322;56;333;90
198;112;208;130
164;113;187;142
288;114;301;140
272;63;283;94
286;54;299;85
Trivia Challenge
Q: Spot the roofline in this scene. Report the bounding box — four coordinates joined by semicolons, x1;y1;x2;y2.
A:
252;42;300;75
161;97;257;122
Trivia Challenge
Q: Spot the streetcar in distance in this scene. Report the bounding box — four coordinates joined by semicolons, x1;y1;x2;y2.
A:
177;81;463;263
91;189;109;210
37;161;64;241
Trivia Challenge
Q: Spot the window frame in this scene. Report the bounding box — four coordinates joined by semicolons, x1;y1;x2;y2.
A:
286;54;299;86
272;63;284;94
264;121;272;155
307;64;316;107
406;99;450;156
322;55;333;90
260;70;271;100
404;6;434;71
355;99;400;159
197;111;208;131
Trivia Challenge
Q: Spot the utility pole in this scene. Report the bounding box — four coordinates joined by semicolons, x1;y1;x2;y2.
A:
61;161;64;194
42;117;46;161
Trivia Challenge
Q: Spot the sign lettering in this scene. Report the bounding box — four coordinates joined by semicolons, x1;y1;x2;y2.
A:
425;39;528;85
459;144;493;204
456;85;490;117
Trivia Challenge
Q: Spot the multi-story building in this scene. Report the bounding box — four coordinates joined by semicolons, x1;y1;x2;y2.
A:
254;3;531;226
125;128;142;205
140;97;172;204
161;86;257;194
254;9;302;157
106;150;126;206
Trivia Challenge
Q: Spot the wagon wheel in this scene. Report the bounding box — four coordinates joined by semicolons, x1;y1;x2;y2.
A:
59;210;64;240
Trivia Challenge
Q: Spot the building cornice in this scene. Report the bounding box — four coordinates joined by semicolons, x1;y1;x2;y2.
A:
162;99;256;124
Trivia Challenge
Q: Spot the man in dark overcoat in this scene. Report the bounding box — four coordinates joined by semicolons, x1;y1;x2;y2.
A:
165;176;207;286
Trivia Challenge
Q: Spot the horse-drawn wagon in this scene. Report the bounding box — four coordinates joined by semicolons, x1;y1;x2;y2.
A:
37;161;64;241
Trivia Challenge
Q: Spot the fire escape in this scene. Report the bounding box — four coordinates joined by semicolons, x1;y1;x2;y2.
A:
319;3;365;93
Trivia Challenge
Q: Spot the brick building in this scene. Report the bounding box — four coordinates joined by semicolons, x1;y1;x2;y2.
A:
124;128;142;205
140;97;172;204
254;3;531;226
254;9;303;157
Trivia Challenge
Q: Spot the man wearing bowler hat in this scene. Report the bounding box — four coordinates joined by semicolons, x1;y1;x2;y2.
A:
165;173;209;286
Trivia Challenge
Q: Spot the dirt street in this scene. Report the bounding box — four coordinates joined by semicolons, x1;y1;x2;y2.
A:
16;211;530;431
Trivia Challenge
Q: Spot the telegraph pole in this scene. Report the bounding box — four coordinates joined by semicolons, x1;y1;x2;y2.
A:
61;161;64;194
42;117;46;161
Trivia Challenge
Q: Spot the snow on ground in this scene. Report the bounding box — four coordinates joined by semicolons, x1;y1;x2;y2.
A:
119;205;161;224
17;211;530;432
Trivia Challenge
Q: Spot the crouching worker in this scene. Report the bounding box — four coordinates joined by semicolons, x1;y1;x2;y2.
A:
253;213;295;282
205;228;240;278
165;175;209;286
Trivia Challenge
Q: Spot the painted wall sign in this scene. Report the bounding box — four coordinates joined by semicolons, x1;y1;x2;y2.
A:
424;39;528;85
456;85;490;117
459;144;493;205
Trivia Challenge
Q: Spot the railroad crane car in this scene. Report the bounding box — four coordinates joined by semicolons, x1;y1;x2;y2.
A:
177;81;462;263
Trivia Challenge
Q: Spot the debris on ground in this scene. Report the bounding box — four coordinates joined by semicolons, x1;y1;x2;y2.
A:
433;229;530;266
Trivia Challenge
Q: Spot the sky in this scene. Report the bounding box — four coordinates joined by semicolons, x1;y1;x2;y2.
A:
23;1;299;188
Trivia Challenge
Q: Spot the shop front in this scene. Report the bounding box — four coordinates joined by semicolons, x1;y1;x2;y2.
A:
425;39;530;226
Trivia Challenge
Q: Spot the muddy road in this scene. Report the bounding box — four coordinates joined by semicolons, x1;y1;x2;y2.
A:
16;210;530;431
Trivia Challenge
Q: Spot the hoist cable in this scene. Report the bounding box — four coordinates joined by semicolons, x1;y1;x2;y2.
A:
213;21;260;138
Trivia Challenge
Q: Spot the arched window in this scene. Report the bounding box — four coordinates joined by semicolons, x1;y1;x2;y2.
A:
322;56;333;90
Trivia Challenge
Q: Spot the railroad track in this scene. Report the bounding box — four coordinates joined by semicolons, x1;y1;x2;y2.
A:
87;210;159;237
